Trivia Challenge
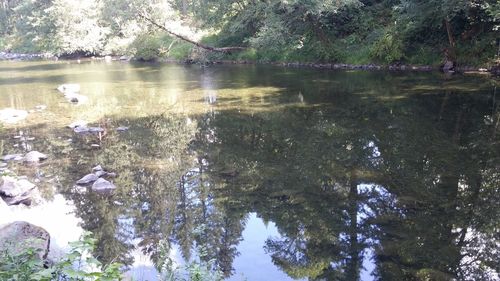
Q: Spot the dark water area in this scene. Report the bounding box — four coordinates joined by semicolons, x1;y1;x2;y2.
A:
0;61;499;280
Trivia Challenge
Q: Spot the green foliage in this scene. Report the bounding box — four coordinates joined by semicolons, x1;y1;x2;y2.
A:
0;231;123;281
370;29;405;63
0;245;45;281
0;0;498;64
129;33;164;61
128;32;193;61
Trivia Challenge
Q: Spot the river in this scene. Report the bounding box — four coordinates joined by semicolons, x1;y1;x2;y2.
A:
0;60;498;280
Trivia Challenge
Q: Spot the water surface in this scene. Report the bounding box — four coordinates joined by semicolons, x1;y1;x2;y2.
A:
0;61;499;280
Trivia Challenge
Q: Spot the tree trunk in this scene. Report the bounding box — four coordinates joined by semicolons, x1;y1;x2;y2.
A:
138;13;246;54
346;173;361;280
444;18;456;62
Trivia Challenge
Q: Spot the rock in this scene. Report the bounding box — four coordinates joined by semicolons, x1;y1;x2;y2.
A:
119;56;130;61
68;120;87;129
57;83;80;94
76;173;98;185
88;127;104;133
92;165;104;172
104;55;112;62
491;65;500;76
116;126;129;132
442;60;454;72
94;170;107;178
35;105;47;111
23;151;48;163
74;126;90;134
0;108;28;124
64;93;88;104
91;178;116;193
2;154;23;162
0;176;36;206
0;221;50;261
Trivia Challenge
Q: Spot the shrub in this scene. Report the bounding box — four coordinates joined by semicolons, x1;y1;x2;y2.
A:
0;231;123;281
370;30;405;63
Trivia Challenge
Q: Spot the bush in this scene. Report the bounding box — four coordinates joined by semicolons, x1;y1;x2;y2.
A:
370;30;405;63
0;231;122;281
128;33;164;61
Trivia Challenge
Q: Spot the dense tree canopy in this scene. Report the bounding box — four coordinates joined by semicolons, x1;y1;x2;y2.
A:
0;0;498;64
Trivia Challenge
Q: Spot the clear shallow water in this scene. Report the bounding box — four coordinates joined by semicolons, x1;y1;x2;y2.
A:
0;61;499;280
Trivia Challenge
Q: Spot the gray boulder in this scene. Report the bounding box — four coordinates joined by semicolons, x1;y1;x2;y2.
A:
2;154;23;162
0;221;50;261
23;151;48;163
91;178;116;193
76;174;98;185
442;60;454;72
57;84;80;94
92;165;103;172
0;176;36;205
94;170;107;178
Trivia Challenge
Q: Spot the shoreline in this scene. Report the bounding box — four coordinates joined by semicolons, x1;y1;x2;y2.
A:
1;51;498;76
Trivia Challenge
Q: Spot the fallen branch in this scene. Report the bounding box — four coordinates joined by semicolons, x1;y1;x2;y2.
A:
138;13;246;54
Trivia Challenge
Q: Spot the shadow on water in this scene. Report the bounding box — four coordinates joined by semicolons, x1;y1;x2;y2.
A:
0;61;499;280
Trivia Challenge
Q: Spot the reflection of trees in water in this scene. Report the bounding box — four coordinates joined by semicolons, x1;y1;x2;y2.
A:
25;74;498;280
192;85;499;280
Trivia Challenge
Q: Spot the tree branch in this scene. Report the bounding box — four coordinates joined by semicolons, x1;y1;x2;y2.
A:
137;13;246;54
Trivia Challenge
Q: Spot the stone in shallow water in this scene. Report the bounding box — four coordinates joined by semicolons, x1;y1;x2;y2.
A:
23;151;48;163
0;108;28;124
76;174;98;185
92;165;103;172
91;178;116;193
57;83;80;93
94;170;107;178
64;93;88;104
0;176;36;206
74;126;89;134
35;105;47;111
68;120;87;129
0;221;50;261
2;154;23;161
88;127;105;133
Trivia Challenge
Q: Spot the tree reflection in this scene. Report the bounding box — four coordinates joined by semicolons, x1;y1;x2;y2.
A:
10;71;496;281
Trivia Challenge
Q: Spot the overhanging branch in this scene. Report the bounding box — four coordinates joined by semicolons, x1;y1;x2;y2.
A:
138;13;246;54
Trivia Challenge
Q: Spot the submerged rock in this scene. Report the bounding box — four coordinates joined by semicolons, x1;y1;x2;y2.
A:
23;151;48;163
88;127;104;133
73;126;104;134
57;83;80;94
34;105;47;111
64;93;88;104
0;176;36;206
91;178;116;193
0;108;28;124
76;174;98;185
74;126;90;134
2;154;24;162
68;120;87;129
0;221;50;261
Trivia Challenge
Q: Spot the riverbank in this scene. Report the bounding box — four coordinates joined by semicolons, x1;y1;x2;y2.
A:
1;51;498;76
